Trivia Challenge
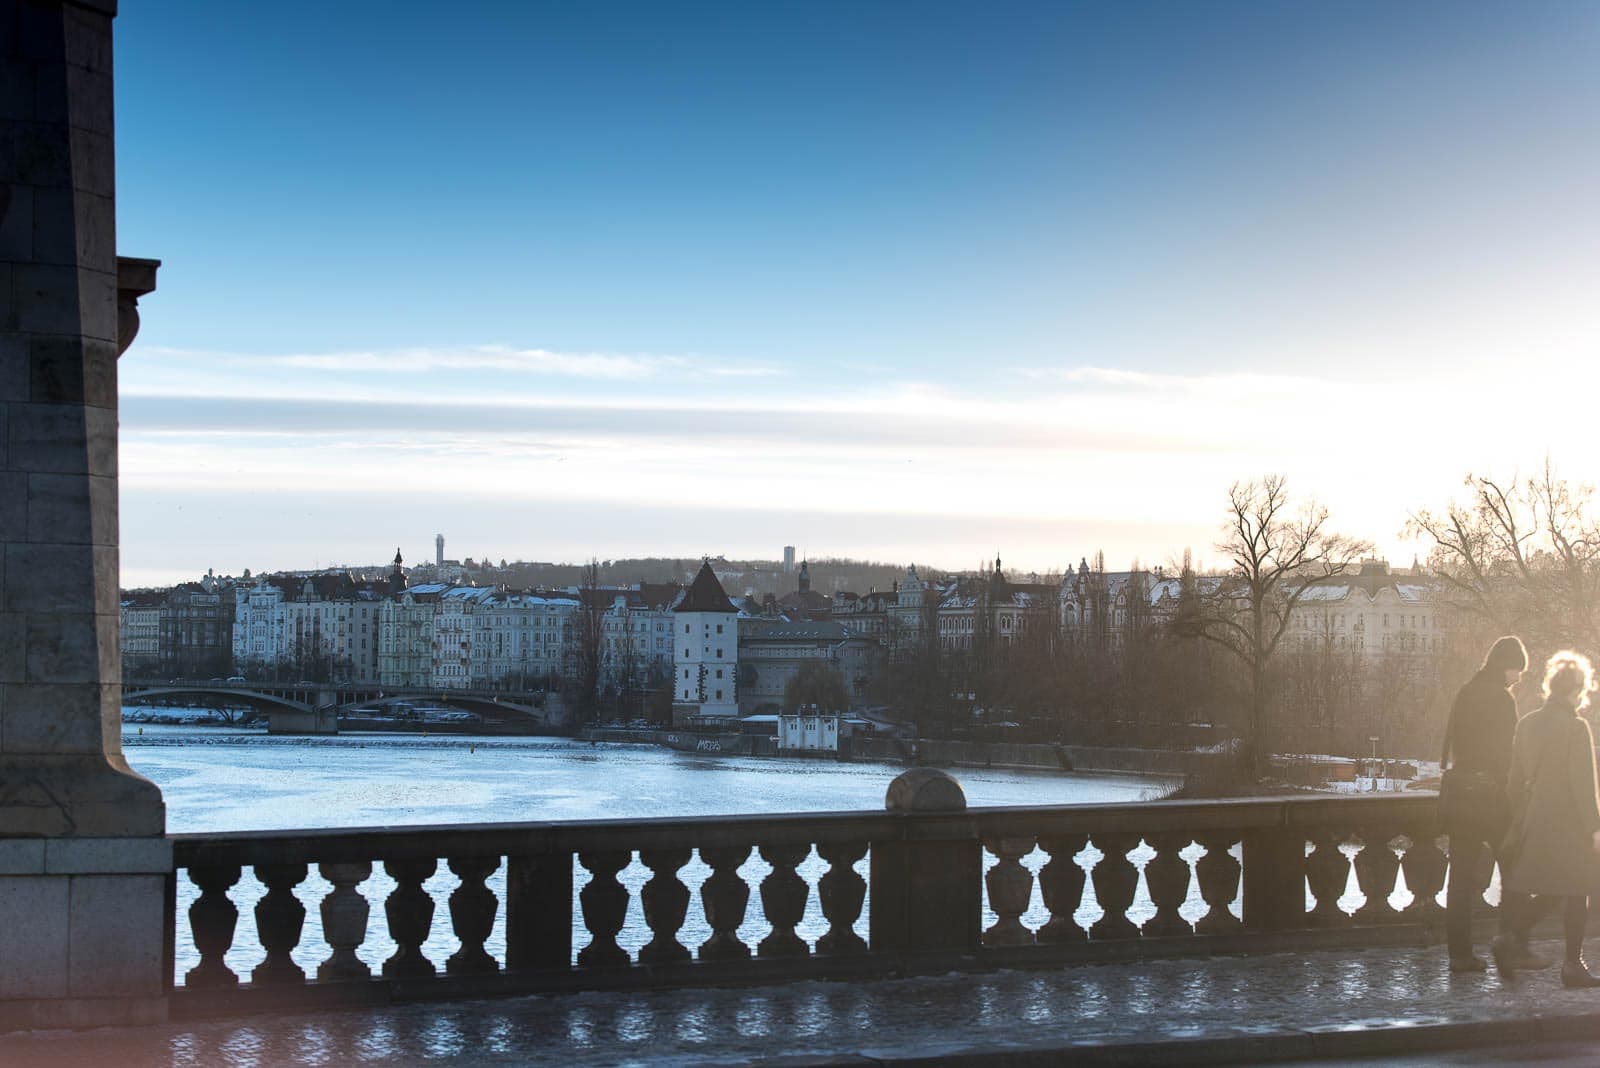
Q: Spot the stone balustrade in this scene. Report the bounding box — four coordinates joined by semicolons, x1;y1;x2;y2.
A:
166;783;1448;1018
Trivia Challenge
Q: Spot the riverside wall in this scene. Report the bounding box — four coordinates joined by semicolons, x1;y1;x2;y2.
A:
578;728;1224;778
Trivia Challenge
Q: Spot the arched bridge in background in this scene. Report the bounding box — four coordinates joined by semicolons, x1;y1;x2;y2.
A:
122;680;558;735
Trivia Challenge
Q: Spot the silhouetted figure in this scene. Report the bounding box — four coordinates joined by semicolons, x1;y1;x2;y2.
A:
1494;651;1600;986
1440;635;1526;971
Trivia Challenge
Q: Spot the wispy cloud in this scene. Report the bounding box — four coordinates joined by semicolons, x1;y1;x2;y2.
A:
135;344;784;382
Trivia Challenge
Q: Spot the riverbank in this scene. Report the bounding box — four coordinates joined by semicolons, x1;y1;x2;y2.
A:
577;727;1224;779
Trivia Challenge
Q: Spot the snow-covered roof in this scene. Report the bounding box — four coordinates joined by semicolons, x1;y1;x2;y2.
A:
1396;584;1428;603
1296;585;1350;603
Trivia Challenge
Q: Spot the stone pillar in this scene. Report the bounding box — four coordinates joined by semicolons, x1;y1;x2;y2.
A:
869;768;981;959
2;0;169;1031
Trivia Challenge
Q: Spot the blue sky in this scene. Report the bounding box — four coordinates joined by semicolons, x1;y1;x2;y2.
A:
113;2;1600;586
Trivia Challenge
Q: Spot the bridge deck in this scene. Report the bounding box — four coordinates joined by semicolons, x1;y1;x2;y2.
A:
10;937;1600;1066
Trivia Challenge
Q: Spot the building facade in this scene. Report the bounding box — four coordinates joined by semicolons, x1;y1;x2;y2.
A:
672;562;740;725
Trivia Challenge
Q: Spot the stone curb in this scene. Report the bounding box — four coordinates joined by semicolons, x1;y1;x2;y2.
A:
752;1010;1600;1066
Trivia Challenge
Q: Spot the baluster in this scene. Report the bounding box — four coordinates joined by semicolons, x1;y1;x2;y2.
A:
577;850;631;967
446;855;501;975
1305;833;1353;927
816;840;868;955
1143;833;1194;937
982;836;1037;946
1037;834;1089;942
1089;832;1140;939
1400;832;1447;923
698;845;752;961
252;863;308;984
1194;833;1243;934
639;848;692;965
185;865;242;988
316;861;372;982
383;857;438;978
1353;830;1403;924
757;843;811;957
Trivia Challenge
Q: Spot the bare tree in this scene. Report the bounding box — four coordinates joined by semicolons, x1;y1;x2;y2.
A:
561;558;606;726
1408;460;1600;656
783;659;851;714
1182;476;1371;779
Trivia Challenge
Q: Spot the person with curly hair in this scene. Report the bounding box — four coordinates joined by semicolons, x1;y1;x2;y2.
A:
1494;650;1600;986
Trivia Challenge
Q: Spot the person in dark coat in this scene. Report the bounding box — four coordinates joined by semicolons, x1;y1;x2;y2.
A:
1441;635;1527;971
1494;651;1600;986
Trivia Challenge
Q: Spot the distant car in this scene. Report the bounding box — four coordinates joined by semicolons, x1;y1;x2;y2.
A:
226;676;246;684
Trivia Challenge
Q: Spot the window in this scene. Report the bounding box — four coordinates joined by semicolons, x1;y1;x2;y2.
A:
715;669;723;679
715;689;723;700
684;624;690;634
683;669;689;679
716;624;723;634
716;649;723;658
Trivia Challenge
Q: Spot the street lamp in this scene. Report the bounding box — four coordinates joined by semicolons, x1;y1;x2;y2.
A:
1368;735;1381;791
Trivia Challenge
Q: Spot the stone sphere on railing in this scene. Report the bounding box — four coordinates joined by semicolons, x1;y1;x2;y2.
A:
885;768;967;813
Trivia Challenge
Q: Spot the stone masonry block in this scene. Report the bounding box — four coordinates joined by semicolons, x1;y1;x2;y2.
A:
1;684;109;751
12;261;84;335
0;612;21;684
28;185;78;268
0;840;46;875
0;471;21;541
0;54;34;124
0;183;31;260
62;4;114;77
33;61;114;134
46;837;171;875
68;128;115;202
0;681;109;755
25;612;105;684
7;402;117;475
0;875;70;999
17;0;68;66
0;262;13;332
26;473;117;545
0;124;73;189
30;335;118;408
68;875;166;998
0;335;28;401
3;543;98;613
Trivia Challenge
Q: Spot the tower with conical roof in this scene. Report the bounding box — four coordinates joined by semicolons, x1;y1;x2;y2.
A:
672;560;740;725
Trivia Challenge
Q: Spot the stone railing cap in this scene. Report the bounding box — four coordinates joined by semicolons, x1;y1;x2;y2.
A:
117;256;161;298
885;767;968;813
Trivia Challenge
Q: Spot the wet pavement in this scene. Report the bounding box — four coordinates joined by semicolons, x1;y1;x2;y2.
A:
8;939;1600;1066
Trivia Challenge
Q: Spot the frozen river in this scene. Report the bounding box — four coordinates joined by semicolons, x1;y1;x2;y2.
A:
125;723;1177;983
123;724;1172;832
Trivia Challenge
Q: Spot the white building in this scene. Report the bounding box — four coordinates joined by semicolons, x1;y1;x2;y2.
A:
281;577;382;683
379;584;443;688
672;561;740;725
231;578;287;670
119;593;164;676
1284;560;1446;661
474;589;577;689
779;710;841;752
598;584;679;691
432;585;497;689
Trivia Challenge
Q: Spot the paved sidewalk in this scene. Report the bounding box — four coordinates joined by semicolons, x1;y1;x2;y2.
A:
8;940;1600;1067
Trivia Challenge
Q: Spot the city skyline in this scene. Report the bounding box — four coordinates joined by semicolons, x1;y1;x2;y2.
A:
114;2;1600;587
